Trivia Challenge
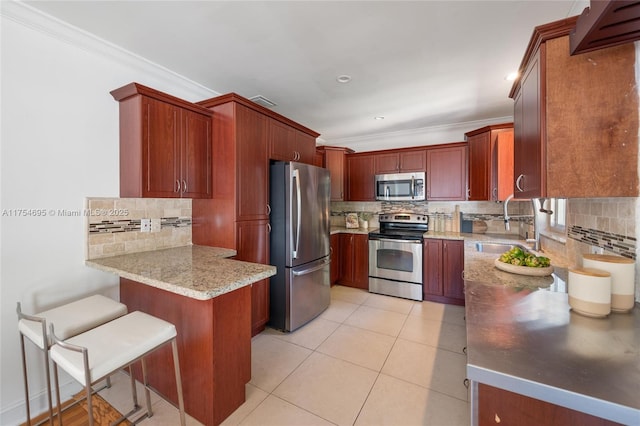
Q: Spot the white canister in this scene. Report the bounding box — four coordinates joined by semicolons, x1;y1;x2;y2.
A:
568;267;611;318
583;254;635;313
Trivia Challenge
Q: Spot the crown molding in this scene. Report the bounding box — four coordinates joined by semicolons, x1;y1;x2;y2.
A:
320;116;513;152
1;1;220;101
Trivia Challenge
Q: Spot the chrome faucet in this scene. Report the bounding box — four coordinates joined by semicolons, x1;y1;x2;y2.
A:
503;194;553;251
503;194;515;231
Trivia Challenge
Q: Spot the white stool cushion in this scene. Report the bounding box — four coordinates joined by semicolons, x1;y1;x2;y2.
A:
19;295;127;349
50;311;177;384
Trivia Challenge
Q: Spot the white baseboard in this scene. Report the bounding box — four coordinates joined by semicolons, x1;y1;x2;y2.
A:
0;379;82;426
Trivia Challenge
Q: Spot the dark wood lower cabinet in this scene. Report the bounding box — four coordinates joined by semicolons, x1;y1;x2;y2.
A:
330;233;340;285
120;278;251;426
478;383;622;426
235;220;270;336
423;238;465;305
337;233;369;289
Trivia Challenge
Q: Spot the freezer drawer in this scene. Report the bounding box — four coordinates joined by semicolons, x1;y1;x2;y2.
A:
286;256;331;331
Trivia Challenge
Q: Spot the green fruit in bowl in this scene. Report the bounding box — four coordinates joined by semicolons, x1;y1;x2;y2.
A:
498;247;550;268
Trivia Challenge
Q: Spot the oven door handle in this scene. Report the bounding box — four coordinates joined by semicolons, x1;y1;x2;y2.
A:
372;238;422;244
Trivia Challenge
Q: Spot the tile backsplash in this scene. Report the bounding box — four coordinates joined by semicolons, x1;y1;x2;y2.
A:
85;197;192;260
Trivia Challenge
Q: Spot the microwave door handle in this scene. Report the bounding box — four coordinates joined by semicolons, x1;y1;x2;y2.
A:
385;185;390;199
411;176;415;199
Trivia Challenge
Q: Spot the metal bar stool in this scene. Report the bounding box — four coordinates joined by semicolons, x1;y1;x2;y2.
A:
49;311;186;426
17;295;128;425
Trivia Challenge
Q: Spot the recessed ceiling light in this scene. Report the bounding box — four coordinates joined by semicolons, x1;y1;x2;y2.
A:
336;75;352;83
505;72;519;81
374;116;385;120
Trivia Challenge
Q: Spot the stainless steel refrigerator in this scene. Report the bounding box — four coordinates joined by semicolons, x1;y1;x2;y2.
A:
269;161;331;332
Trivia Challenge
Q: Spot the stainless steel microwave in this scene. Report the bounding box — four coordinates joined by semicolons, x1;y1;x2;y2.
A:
375;172;425;201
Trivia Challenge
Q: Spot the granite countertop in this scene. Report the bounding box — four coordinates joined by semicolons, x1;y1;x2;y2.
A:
86;245;276;301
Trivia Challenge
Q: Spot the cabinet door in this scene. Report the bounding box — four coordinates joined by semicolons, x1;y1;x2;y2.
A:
374;152;399;173
442;239;465;301
330;233;340;285
295;130;316;164
268;119;296;161
353;234;369;290
236;220;270;336
478;383;620;426
181;109;212;198
426;145;467;201
423;239;443;298
347;155;375;201
314;149;324;168
467;132;491;201
237;105;269;220
337;233;368;289
143;97;181;197
494;130;514;201
514;47;544;198
399;149;426;172
339;233;355;284
325;149;347;201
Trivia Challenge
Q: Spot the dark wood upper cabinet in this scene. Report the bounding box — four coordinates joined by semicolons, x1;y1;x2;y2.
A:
347;154;376;201
317;146;354;201
111;82;212;199
510;16;639;198
374;149;426;174
570;0;640;55
465;123;514;202
268;118;317;164
294;130;317;164
426;143;467;201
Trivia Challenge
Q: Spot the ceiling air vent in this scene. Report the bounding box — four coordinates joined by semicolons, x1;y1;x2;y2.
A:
249;95;277;108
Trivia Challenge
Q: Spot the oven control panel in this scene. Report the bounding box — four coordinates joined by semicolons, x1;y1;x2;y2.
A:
379;213;428;223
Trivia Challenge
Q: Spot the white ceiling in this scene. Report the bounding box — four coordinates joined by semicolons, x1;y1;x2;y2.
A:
25;0;586;147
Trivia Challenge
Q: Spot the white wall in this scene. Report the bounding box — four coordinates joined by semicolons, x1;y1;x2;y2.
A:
0;3;217;423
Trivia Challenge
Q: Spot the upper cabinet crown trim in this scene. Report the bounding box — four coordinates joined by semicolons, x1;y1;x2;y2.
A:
570;0;640;55
464;122;514;138
110;82;213;115
197;93;320;138
509;16;579;99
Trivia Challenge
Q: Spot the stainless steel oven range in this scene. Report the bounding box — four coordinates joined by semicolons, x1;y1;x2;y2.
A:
368;213;428;301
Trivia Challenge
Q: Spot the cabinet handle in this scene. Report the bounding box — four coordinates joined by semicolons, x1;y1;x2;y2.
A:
492;187;498;200
267;204;271;215
515;174;524;192
182;179;187;194
267;223;271;233
175;180;181;193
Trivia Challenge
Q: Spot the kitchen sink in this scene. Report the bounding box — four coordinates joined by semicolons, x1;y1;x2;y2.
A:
474;242;529;254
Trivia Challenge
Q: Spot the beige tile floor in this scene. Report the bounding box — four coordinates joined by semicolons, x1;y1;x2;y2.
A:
100;285;470;425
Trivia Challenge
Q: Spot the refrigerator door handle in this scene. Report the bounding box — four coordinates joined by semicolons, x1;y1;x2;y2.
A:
292;258;330;276
292;168;301;258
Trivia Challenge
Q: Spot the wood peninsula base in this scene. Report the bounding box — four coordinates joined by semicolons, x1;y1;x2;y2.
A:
120;278;251;426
